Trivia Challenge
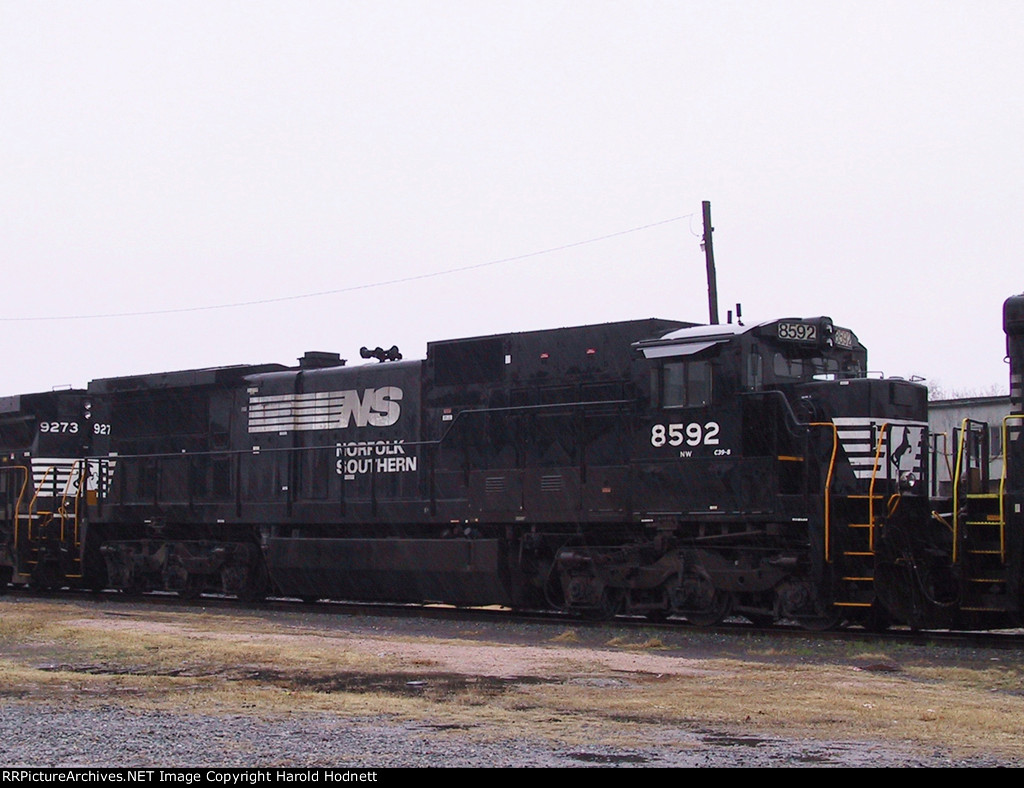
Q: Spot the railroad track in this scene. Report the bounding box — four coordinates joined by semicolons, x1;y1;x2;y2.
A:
5;585;1024;651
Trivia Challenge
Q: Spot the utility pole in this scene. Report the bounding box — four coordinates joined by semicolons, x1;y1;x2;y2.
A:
701;200;719;325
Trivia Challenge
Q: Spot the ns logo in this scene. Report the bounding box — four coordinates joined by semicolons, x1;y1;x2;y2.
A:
247;386;405;433
336;386;403;428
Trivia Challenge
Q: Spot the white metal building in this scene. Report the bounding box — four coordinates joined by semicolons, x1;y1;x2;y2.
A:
928;395;1012;495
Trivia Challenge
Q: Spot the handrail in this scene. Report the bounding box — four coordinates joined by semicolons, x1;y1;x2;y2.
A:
951;418;968;564
1;465;30;552
55;459;85;545
865;421;894;554
27;465;58;540
929;431;952;498
999;414;1024;561
940;431;954;486
809;422;838;563
25;461;85;545
951;417;992;564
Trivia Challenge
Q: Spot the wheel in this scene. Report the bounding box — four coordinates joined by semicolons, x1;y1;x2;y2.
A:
776;580;843;631
233;562;270;603
685;589;733;627
671;574;733;627
585;588;625;621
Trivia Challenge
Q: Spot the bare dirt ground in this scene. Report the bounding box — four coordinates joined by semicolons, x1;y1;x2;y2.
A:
2;596;1024;767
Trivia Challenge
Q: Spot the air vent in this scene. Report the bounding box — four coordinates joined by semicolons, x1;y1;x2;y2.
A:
541;475;564;492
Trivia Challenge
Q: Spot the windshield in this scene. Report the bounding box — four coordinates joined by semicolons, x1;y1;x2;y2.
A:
772;352;862;381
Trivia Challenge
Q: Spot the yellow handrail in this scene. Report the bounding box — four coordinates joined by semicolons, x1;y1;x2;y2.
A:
999;414;1024;561
25;461;85;545
810;422;838;563
951;418;969;563
27;465;57;540
2;465;30;552
863;421;893;554
930;431;953;495
55;459;85;545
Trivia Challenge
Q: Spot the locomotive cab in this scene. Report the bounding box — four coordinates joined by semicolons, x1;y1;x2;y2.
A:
626;316;931;629
0;389;109;591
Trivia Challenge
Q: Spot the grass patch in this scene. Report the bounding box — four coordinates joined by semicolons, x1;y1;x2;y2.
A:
2;598;1024;761
605;636;665;650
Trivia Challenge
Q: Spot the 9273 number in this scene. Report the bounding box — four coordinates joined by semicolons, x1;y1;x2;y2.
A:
650;421;720;447
39;421;79;433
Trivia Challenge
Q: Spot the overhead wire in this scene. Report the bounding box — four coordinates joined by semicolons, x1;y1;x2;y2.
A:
0;215;691;322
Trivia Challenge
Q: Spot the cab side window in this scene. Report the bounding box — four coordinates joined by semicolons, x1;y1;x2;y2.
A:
746;351;763;391
663;360;712;408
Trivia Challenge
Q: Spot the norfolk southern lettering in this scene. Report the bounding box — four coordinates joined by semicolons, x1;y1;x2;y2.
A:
247;387;402;433
336;440;417;479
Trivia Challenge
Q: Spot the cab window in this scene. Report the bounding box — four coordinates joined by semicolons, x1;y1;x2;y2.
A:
663;360;711;408
772;353;840;381
746;351;763;391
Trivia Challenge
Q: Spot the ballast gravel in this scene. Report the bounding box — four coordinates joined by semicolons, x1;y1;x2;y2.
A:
0;704;1017;768
3;597;1024;769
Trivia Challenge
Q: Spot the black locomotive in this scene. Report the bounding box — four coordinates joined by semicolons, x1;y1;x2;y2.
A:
1;300;1020;631
868;293;1024;630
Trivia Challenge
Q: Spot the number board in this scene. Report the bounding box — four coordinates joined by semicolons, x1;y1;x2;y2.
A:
833;328;855;349
776;322;817;342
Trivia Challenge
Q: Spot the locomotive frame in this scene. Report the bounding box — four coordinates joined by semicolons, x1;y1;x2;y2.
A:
1;298;1022;632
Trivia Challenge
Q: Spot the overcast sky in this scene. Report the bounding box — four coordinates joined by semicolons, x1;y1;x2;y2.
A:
2;1;1020;397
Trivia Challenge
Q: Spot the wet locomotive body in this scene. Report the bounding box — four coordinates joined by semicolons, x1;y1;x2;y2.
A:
915;295;1024;629
0;389;110;590
0;314;938;628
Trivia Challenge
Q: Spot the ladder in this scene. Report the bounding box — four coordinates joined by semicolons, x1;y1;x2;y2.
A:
832;423;900;612
10;460;86;584
811;421;899;612
953;418;1008;613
